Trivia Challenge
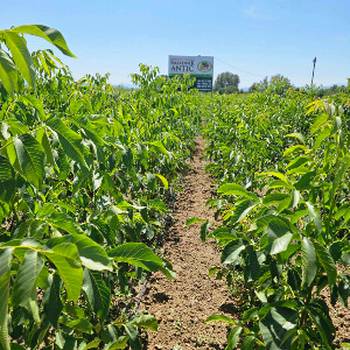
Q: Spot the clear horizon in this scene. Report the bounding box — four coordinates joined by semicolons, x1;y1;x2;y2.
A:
2;0;350;88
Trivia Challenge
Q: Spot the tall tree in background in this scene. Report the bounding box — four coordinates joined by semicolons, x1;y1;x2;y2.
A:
249;74;292;95
249;76;268;92
268;74;292;95
214;72;240;94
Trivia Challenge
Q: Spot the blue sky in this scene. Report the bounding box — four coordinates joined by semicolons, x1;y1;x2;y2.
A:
1;0;349;87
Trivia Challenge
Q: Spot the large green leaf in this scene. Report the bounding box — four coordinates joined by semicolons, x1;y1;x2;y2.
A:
301;237;317;288
0;249;13;350
109;242;172;277
226;326;242;350
46;212;82;235
241;336;257;349
0;49;18;94
147;141;170;157
314;242;337;286
305;202;322;233
13;134;45;188
231;199;257;223
0;156;15;202
44;242;83;301
270;307;296;331
13;24;76;57
3;31;35;87
43;273;63;327
244;246;261;282
309;300;335;346
258;215;291;237
295;171;315;190
222;242;246;265
83;270;111;320
286;156;309;173
109;243;162;269
47;117;88;169
47;228;112;272
218;183;258;200
0;156;13;182
13;251;43;306
71;234;112;271
270;233;293;255
36;128;55;166
262;192;290;207
311;113;328;134
314;126;331;149
259;307;296;350
259;171;291;187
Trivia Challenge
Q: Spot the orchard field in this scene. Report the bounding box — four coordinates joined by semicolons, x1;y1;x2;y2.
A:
0;25;349;350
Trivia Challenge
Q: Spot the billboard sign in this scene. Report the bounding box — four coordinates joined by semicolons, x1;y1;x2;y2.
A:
168;55;214;92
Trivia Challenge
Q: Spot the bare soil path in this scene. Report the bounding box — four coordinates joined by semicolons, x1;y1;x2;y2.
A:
140;137;350;349
141;138;232;349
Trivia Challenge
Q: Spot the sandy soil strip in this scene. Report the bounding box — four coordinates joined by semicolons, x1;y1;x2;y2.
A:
141;138;232;350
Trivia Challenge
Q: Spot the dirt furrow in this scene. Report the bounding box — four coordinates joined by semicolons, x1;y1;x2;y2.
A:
141;138;232;350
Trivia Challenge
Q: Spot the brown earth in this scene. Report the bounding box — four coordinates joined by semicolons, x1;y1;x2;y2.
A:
326;265;350;347
140;137;350;349
329;295;350;346
141;138;232;349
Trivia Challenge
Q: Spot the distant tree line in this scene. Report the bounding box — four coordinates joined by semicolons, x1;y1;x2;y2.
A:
214;71;349;96
249;74;292;95
305;84;348;97
214;72;292;95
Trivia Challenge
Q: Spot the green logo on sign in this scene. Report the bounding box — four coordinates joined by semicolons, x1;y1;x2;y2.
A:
197;61;212;72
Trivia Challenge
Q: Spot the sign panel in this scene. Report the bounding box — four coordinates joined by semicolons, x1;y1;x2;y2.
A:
168;55;214;92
